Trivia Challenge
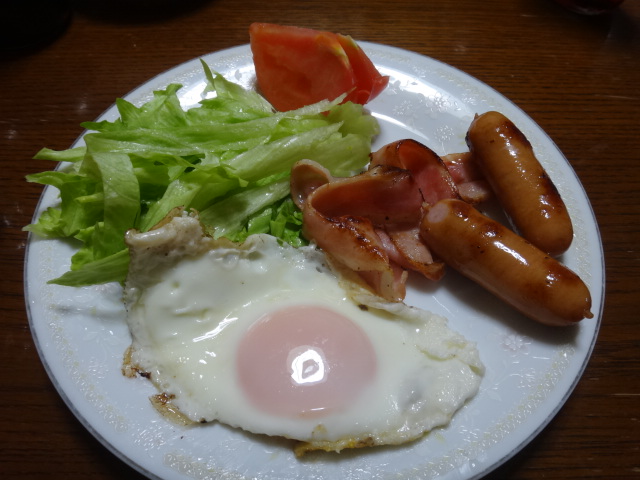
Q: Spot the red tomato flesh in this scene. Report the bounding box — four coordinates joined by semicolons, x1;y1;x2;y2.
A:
249;23;389;112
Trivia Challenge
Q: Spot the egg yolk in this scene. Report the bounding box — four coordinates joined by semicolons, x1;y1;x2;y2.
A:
236;305;377;419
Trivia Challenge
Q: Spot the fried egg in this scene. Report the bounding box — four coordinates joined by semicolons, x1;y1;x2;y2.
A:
123;208;483;455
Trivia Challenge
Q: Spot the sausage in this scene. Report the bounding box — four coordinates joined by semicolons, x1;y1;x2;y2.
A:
466;111;573;256
420;198;593;326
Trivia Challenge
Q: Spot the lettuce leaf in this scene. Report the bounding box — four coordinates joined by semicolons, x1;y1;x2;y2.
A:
25;61;379;286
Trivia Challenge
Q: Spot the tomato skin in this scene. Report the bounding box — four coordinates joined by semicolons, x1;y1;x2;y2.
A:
336;34;389;104
249;23;388;111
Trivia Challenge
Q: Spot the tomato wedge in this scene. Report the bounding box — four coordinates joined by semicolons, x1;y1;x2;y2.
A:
249;23;389;111
335;34;389;105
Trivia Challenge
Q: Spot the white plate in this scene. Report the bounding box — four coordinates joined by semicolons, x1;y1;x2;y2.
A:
25;43;604;480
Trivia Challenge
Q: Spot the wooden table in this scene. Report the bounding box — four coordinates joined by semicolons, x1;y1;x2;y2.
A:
2;0;638;478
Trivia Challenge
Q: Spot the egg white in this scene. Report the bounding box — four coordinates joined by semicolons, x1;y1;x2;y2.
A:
123;209;484;453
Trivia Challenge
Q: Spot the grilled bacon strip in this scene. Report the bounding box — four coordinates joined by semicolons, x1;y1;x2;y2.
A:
370;139;459;205
291;140;474;300
292;164;423;301
440;152;493;204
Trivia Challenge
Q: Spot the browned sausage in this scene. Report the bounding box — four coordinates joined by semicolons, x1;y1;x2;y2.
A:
420;198;593;326
466;111;573;256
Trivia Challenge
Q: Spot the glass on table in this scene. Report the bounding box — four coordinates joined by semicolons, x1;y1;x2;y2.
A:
0;0;72;51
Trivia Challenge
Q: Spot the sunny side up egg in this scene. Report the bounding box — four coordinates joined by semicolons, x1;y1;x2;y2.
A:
123;208;484;455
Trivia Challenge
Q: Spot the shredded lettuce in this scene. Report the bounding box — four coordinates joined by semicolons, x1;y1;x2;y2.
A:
25;60;379;286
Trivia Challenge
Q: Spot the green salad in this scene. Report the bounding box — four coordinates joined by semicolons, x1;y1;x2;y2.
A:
25;60;380;287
